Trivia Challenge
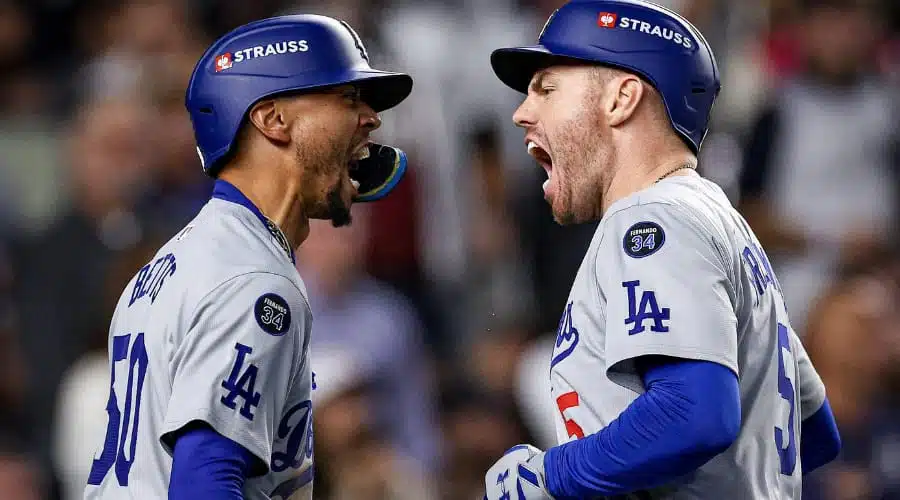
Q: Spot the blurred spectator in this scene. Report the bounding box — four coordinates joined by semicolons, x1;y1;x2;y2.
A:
75;0;201;104
462;125;539;396
739;0;900;330
0;441;43;500
376;0;542;354
438;384;532;500
312;357;439;500
138;51;214;238
803;252;900;499
0;0;66;234
11;96;159;487
298;209;442;482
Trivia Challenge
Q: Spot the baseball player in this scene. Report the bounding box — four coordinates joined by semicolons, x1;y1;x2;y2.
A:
83;15;412;500
483;1;841;498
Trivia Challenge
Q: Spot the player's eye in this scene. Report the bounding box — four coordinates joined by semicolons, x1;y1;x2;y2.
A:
343;88;362;105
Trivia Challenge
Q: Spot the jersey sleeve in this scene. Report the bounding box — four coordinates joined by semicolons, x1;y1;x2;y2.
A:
792;329;827;419
160;272;310;473
599;202;738;393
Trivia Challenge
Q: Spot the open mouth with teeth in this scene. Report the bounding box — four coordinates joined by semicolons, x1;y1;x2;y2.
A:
527;141;554;194
347;144;370;192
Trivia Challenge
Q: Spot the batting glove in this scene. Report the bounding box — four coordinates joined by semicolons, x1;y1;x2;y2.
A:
484;444;555;500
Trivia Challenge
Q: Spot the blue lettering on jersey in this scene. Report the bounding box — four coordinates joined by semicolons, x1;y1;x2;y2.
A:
271;400;314;472
270;400;315;498
741;242;780;304
550;301;579;369
129;253;177;306
270;467;314;500
220;343;261;421
623;280;670;334
497;469;511;500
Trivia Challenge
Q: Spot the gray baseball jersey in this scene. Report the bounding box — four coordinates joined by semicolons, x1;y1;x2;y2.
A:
549;174;826;499
84;183;314;500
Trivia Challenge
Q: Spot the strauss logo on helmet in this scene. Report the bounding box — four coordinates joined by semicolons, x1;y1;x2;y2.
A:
598;12;618;28
215;53;233;72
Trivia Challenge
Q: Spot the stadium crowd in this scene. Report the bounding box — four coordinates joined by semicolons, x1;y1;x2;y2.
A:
0;0;898;498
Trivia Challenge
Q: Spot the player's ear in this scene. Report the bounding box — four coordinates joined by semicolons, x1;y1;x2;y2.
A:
606;73;644;128
247;99;291;144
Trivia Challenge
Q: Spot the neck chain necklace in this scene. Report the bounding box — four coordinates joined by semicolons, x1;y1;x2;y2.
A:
656;163;695;183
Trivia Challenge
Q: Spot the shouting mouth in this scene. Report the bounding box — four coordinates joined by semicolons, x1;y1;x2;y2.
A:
527;139;554;196
348;143;370;193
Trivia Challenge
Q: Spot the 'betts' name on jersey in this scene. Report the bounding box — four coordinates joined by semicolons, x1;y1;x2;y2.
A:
548;175;826;499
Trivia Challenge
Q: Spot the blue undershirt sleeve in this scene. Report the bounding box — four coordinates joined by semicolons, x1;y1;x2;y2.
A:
169;424;256;500
543;358;741;499
800;397;841;474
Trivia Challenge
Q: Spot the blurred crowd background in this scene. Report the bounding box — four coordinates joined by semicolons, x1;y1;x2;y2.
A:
0;0;899;498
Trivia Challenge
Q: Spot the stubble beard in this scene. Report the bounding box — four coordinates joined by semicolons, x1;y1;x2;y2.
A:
295;140;353;228
552;115;609;226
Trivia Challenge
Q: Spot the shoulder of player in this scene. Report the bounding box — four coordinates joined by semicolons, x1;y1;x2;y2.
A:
606;176;726;233
183;199;294;267
195;271;312;324
219;270;308;301
599;197;727;263
603;198;708;236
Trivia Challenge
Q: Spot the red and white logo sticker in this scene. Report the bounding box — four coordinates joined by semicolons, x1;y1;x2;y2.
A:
598;12;618;28
215;53;233;72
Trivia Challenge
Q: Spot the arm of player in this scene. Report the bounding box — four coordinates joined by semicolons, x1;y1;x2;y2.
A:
169;424;256;499
792;330;840;473
547;202;740;498
160;272;309;488
799;397;840;474
484;357;739;500
538;357;739;498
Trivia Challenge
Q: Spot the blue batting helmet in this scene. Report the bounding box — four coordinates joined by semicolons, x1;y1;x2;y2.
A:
490;0;720;152
185;15;413;201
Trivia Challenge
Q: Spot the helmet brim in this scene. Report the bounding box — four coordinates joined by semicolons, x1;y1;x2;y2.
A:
491;45;590;94
262;69;413;113
347;70;413;112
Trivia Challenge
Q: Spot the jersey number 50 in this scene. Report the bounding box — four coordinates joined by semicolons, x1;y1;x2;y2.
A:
88;333;149;486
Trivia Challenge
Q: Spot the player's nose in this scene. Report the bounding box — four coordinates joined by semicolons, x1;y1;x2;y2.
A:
512;97;537;128
359;103;382;131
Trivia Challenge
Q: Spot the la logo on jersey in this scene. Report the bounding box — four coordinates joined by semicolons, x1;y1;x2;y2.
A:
623;280;670;335
221;343;261;421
